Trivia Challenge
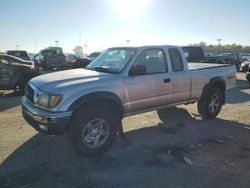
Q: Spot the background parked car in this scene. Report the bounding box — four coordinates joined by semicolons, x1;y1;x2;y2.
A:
0;54;33;66
221;53;242;71
34;48;66;70
0;55;39;94
240;58;250;72
66;54;91;68
206;53;242;71
246;64;250;85
204;53;217;57
241;54;250;62
6;50;30;61
88;52;101;61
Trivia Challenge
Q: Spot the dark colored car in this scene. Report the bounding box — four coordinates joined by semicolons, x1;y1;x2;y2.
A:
0;54;33;66
206;53;242;71
66;54;91;68
6;50;30;61
240;61;250;72
246;64;250;86
0;55;39;94
88;52;101;61
34;49;66;70
224;53;242;71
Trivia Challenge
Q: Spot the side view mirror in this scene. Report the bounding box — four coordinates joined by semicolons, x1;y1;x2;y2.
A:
129;64;147;76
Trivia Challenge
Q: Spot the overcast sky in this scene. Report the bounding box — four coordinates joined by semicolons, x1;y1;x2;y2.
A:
0;0;250;53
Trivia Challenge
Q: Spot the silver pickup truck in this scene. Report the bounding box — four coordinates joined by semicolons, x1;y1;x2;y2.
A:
22;45;236;157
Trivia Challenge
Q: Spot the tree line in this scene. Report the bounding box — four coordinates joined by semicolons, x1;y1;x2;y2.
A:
190;42;250;54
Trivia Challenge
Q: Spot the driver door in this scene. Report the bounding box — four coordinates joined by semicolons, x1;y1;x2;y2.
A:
123;48;173;114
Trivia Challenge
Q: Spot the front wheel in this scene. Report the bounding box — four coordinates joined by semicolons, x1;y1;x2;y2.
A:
197;87;223;119
69;106;119;157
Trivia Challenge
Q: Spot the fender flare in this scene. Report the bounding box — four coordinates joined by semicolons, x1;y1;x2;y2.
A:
201;77;226;104
68;91;124;119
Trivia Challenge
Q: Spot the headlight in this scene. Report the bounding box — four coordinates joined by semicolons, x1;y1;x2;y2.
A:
37;94;62;107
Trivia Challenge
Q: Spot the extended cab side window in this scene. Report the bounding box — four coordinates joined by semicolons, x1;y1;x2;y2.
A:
169;48;184;72
131;49;167;76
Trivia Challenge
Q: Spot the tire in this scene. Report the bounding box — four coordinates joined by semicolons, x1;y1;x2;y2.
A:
197;87;223;119
69;106;119;157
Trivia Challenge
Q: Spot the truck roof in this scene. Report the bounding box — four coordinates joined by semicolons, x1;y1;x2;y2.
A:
108;45;179;50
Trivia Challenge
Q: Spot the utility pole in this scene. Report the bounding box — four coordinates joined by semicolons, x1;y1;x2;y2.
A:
217;39;222;54
55;40;59;47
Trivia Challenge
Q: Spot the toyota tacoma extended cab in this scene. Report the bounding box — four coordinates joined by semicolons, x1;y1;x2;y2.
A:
22;45;236;157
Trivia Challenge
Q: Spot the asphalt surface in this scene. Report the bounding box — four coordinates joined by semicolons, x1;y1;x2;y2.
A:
0;72;250;188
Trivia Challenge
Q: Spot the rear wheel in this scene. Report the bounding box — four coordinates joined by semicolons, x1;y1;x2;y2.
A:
69;106;119;157
197;87;223;119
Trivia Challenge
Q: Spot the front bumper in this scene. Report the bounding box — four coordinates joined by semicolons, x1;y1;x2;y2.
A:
22;97;72;135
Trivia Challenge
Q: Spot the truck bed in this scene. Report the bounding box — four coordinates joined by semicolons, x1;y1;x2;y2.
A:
188;62;232;71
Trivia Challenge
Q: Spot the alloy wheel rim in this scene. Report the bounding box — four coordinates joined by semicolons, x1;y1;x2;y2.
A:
208;94;220;113
82;118;110;148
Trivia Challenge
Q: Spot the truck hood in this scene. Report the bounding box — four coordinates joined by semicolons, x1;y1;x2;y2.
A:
30;68;111;93
11;62;34;68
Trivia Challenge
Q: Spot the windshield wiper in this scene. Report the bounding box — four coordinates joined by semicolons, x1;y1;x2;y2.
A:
93;66;114;73
84;66;94;70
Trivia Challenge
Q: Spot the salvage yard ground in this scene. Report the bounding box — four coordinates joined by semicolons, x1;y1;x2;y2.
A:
0;72;250;188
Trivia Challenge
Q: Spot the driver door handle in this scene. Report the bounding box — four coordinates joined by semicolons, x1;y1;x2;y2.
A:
163;78;171;83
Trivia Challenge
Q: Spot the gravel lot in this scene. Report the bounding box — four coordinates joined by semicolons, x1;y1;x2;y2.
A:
0;72;250;188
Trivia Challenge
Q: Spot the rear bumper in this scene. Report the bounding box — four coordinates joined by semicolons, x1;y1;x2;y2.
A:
22;97;72;135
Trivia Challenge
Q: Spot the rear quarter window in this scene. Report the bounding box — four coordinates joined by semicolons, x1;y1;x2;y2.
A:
169;48;184;72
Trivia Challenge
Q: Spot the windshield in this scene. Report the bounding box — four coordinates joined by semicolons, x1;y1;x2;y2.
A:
41;50;57;56
7;51;28;58
87;48;136;73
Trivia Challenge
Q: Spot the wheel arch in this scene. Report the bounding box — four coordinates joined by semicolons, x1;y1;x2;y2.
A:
68;91;124;119
201;77;226;104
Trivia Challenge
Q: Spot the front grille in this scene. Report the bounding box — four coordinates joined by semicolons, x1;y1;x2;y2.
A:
26;84;34;103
